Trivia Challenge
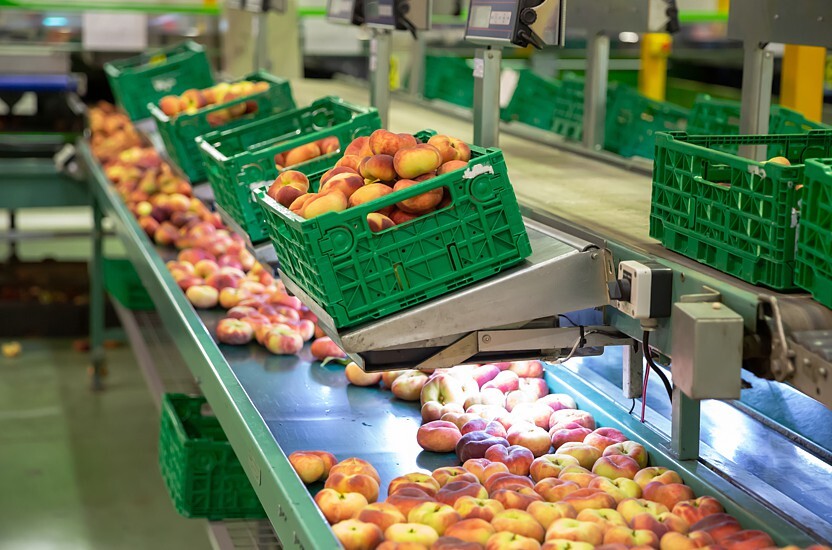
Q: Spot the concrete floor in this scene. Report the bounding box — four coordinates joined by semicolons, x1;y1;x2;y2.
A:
0;338;211;550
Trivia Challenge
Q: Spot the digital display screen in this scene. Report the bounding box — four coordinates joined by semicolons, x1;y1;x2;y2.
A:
470;5;491;28
327;0;356;22
364;0;396;27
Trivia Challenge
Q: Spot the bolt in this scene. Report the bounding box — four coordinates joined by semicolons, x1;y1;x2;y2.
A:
591;252;599;260
482;335;491;343
803;357;812;368
820;367;828;378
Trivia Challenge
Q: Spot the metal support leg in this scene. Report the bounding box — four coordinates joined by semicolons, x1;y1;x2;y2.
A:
370;29;392;128
738;41;774;160
408;35;427;97
89;198;106;390
473;46;502;148
584;32;610;152
8;209;17;260
253;12;271;72
623;344;644;399
671;386;700;460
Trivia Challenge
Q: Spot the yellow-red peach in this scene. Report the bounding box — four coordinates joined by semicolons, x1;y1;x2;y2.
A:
659;530;715;550
332;518;384;550
324;471;379;503
454;497;505;522
360;154;397;183
407;502;461;536
491;487;544;511
545;518;605;546
284;142;322;166
592;455;641;480
356;502;407;532
417;420;463;453
634;467;683;489
394;144;443;179
575;508;627;531
643;482;696;511
337;154;364;171
528;501;578;529
534;478;582;503
384;523;439;546
491;509;545;542
344;136;373;158
320;172;364;199
436;481;488;506
330;458;381;483
445;518;496;546
321;166;359;186
314;488;369;525
386;487;436;517
349;183;394;214
303;191;347;219
562;488;617;512
393;179;443;215
672;497;725;526
588;477;643;504
367;213;395;233
428;135;472;164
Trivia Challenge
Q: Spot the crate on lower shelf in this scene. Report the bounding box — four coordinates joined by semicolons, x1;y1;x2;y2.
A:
422;56;475;108
102;257;154;311
605;87;689;160
650;130;832;290
149;71;296;184
197;96;381;243
687;95;830;154
797;159;832;309
254;130;532;329
105;41;215;121
159;394;266;520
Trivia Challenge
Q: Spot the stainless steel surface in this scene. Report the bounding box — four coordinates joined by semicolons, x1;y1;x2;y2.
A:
369;29;392;127
566;0;653;32
671;387;701;461
253;12;271;72
408;35;427;96
727;0;832;48
738;44;774;161
623;342;644;399
672;302;744;400
584;33;610;152
472;47;502;148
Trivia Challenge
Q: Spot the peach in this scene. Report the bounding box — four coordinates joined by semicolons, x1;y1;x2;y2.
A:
549;410;595;431
534;478;581;503
467;405;509;422
264;325;303;355
186;285;219;308
427;135;472;164
317;136;341;154
432;466;478;488
154;222;180;245
357;502;407;532
634;467;683;489
368;213;395;233
398;133;418;147
519;378;549;400
389;473;440;498
179;88;206;110
603;526;660;547
432;536;481;550
529;454;580;482
394;144;443;179
386;487;436;517
528;502;578;529
542;541;594;550
422;401;463;423
330;457;381;483
445;518;495;546
562;488;617;513
337;154;364;171
375;540;426;550
545;518;605;545
592;455;640;480
583;428;627;452
441;412;480;431
311;336;347;361
643;482;696;511
659;531;715;550
454;497;505;522
464;458;510;484
369;129;402;156
303;190;347;219
472;364;502;388
672;497;725;526
321;166;358;186
603;441;648;469
219;288;249;309
616;498;670;524
159;95;181;116
656;512;690;534
385;523;439;546
558;466;597;489
437;160;468;175
485;445;535;476
325;471;380;503
718;530;774;550
486;532;543;550
509;360;545;378
466;389;507;411
491;509;545;542
268;171;310;207
288;450;335;483
390;209;421;225
588;477;643;504
349;183;395;214
554;443;601;470
417;421;463;453
332;519;384;550
391;370;430;401
512;403;554;431
436;481;488;506
216;318;254;345
284;142;322;166
456;432;510;462
290;319;316;342
360;154;397;183
631;511;690;539
345;362;382;386
381;369;407;388
506;390;536;412
689;513;742;543
320;172;365;199
408;502;461;536
289;193;319;217
550;427;592;451
492;487;544;511
485;473;534;494
314;488;369;524
393;179;443;215
507;424;552;457
344;136;373;158
576;508;627;531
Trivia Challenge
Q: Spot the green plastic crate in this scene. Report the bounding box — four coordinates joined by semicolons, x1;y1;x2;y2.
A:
797;159;832;309
159;394;265;520
254;130;532;329
148;71;295;184
550;74;590;141
688;95;830;154
102;257;154;310
423;56;475;109
650;130;832;290
105;41;215;121
501;70;562;132
197;96;381;243
604;87;689;160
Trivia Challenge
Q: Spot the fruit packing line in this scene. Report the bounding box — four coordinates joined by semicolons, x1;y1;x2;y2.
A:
82;99;829;548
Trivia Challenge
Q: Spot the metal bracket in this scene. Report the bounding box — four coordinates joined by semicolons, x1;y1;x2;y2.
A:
679;285;721;303
761;294;796;382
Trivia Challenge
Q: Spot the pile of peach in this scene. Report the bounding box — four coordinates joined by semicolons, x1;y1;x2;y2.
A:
157;80;270;126
90;102;348;359
273;135;341;171
89;102;144;162
285;361;824;550
266;129;471;230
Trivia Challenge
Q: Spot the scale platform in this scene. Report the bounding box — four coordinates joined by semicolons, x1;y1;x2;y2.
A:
281;219;626;372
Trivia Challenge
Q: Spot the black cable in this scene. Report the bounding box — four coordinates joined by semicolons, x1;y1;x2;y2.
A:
558;313;580;327
628;398;636;415
643;330;673;402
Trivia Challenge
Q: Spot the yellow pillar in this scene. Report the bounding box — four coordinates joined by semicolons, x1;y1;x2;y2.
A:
717;0;730;14
780;45;826;122
639;33;672;101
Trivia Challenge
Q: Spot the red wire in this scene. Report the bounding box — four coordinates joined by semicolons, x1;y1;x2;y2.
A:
641;359;650;423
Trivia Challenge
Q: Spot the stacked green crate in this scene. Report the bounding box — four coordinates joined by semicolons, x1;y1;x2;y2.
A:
796;159;832;309
422;56;475;108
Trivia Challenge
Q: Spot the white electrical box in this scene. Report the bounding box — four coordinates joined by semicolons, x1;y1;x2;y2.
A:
611;260;672;320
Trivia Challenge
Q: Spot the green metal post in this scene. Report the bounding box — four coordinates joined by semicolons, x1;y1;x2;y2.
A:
90;197;106;390
671;386;701;460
